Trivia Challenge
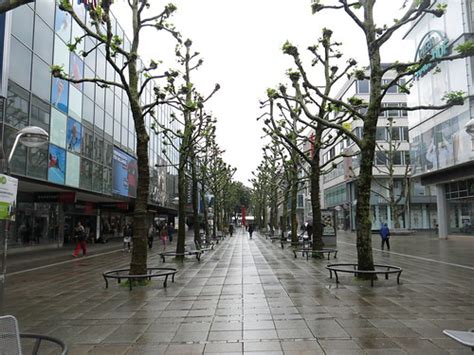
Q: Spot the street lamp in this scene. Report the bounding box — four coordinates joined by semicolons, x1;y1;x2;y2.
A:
0;126;49;313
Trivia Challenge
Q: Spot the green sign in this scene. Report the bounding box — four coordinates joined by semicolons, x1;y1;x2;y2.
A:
414;30;450;80
0;174;17;221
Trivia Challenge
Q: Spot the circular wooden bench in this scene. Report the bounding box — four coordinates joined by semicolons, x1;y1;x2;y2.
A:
326;263;402;287
103;267;177;290
294;248;338;260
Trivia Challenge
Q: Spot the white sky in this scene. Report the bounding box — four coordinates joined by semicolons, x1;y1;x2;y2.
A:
112;0;414;186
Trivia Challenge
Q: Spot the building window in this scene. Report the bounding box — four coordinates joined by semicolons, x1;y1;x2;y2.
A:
81;125;93;159
4;125;27;175
6;81;29;129
10;37;32;90
376;127;386;141
12;5;34;48
65;152;80;187
33;16;53;64
390;127;401;141
54;5;71;43
35;0;55;28
103;167;112;194
82;96;94;124
50;108;67;148
93;134;104;164
80;158;92;190
402;127;409;141
92;163;103;192
30;95;50;130
31;55;52;102
357;79;369;94
27;145;48;180
382;79;397;93
375;151;386;165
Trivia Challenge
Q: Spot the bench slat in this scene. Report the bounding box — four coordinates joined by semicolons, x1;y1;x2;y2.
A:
443;330;474;348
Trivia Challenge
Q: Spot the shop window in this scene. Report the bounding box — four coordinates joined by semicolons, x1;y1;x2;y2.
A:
27;144;48;180
31;55;52;103
80;158;92;190
92;163;103;192
50;108;67;148
53;35;70;75
47;144;66;185
6;81;29;129
35;0;55;28
31;95;50;130
33;16;53;64
12;5;34;47
65;152;80;187
82;96;94;124
81;124;93;159
10;37;32;90
4;125;27;175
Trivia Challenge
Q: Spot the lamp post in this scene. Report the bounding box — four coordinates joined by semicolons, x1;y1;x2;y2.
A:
0;126;48;313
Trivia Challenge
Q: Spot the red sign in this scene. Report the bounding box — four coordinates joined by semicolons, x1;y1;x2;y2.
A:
241;207;246;226
59;192;76;204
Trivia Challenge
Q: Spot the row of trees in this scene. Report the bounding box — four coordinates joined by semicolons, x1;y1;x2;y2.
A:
48;0;244;274
251;0;473;274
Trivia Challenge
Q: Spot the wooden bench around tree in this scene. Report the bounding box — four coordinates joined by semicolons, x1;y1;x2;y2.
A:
160;250;202;263
103;267;177;290
443;329;474;350
325;263;402;287
293;248;338;260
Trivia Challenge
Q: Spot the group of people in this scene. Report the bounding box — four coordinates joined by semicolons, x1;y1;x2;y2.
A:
124;221;175;252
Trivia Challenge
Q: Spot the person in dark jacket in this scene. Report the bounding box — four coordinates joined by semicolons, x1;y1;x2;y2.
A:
248;224;254;239
380;223;390;251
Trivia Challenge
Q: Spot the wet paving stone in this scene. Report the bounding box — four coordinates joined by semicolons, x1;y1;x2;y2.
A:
5;230;474;353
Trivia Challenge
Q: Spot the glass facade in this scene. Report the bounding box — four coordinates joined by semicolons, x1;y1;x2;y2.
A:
2;2;180;246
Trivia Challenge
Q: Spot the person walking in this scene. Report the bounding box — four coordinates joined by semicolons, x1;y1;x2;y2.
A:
72;221;87;257
160;223;169;252
248;224;254;239
148;223;156;250
123;223;132;252
380;223;390;251
167;222;174;243
228;224;234;237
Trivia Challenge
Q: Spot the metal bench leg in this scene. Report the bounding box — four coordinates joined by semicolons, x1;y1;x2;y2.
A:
32;338;42;355
163;275;168;288
335;271;339;284
197;253;201;262
306;251;309;261
161;255;165;263
385;272;389;280
172;273;175;283
334;251;337;259
294;251;297;258
397;271;401;284
129;278;133;291
329;269;333;279
103;275;109;289
117;278;121;285
327;252;330;261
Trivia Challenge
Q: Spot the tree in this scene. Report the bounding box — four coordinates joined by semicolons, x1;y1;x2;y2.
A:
154;39;219;257
0;0;34;13
52;0;180;275
283;0;473;273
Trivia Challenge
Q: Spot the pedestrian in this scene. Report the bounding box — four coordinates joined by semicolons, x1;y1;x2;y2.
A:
72;221;87;257
228;224;234;237
167;222;174;243
380;223;390;251
306;222;313;242
123;223;132;252
248;224;254;239
148;223;156;250
160;223;169;251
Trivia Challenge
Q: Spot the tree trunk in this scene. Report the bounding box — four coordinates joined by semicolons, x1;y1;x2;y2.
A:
290;168;298;245
311;160;324;251
176;151;187;257
191;154;200;245
281;186;289;239
201;186;210;242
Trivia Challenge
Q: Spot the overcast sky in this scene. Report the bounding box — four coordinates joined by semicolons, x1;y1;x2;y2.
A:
113;0;413;186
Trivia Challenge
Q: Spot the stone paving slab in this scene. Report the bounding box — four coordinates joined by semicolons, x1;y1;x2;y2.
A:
3;230;474;354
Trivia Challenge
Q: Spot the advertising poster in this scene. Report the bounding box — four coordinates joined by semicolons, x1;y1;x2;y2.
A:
66;117;81;152
51;77;69;114
48;144;66;185
112;148;137;198
0;174;18;221
54;4;71;41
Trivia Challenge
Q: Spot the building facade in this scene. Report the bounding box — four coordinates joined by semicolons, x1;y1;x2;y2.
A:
320;70;437;231
0;1;180;248
406;0;474;237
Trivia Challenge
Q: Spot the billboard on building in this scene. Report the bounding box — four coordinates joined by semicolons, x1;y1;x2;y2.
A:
112;148;137;198
0;174;18;221
66;117;81;153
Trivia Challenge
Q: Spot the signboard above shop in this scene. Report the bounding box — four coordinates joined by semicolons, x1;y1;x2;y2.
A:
414;30;451;80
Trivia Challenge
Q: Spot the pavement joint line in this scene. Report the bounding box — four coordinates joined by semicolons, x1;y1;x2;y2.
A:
7;248;124;276
338;241;474;270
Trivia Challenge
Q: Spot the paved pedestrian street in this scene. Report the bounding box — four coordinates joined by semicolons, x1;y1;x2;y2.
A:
5;230;474;354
